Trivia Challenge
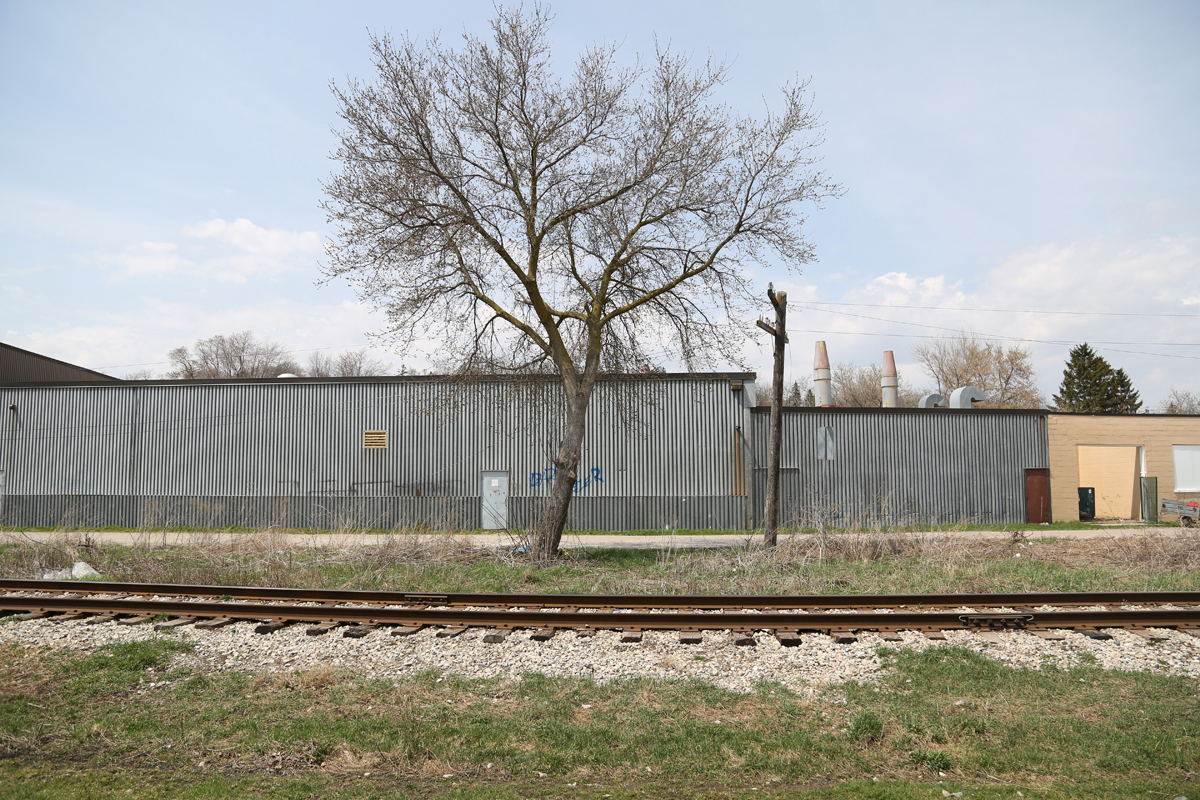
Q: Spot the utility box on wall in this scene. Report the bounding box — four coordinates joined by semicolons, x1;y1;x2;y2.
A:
1140;477;1158;522
1078;487;1096;521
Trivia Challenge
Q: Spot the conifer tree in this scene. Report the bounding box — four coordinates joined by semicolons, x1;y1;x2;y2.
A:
1110;368;1143;414
1052;343;1141;413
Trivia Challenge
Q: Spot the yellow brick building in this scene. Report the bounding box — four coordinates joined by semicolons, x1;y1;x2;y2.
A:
1047;413;1200;521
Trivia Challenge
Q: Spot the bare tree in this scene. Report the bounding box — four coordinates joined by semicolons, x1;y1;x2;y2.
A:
831;361;921;407
166;331;301;379
306;348;390;377
1157;388;1200;414
322;7;841;558
913;333;1044;409
123;368;158;380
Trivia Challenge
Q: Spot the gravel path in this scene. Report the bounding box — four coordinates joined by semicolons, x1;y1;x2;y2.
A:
4;614;1199;695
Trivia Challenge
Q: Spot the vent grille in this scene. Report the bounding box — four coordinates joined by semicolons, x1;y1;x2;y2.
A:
363;430;388;449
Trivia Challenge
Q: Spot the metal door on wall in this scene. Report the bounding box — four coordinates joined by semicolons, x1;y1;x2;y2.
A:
1024;468;1050;523
481;472;508;530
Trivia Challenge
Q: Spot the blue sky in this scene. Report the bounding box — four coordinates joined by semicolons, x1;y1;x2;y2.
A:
2;0;1197;404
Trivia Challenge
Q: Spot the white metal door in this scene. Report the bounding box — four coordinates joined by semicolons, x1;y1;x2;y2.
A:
480;472;508;530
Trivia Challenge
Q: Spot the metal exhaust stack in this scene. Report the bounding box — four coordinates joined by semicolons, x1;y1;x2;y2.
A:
814;341;833;407
881;350;898;408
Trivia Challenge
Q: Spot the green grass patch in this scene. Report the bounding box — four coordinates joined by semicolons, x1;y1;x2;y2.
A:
4;530;1200;595
0;642;1196;798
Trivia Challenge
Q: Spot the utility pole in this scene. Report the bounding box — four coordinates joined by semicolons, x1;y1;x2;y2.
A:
755;285;787;547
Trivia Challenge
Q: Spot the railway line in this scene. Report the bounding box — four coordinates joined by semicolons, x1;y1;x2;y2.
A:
3;580;1199;645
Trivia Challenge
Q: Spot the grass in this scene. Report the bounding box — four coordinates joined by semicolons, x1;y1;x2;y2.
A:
3;528;1200;595
0;639;1195;799
2;528;1197;796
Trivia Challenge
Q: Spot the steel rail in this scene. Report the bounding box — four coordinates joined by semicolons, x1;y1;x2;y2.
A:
2;594;1199;633
4;579;1199;611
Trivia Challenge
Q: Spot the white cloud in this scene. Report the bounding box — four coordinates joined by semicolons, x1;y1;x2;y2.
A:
860;272;967;307
791;234;1200;406
99;241;192;277
97;218;322;283
183;218;322;257
8;297;405;377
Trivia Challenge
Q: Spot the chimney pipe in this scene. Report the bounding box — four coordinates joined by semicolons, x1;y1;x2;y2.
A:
813;341;833;407
881;350;898;408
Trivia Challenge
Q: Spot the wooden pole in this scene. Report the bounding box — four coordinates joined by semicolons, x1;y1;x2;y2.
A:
756;288;787;547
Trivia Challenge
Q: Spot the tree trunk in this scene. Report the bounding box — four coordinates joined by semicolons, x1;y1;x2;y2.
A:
533;384;593;560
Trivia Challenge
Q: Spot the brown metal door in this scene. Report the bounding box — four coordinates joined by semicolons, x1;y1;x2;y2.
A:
1025;468;1050;524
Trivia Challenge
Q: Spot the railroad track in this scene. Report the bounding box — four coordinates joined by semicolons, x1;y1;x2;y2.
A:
3;580;1199;645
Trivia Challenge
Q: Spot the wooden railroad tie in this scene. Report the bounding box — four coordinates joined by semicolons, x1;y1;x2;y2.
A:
774;630;803;647
343;623;377;638
153;617;196;631
731;630;756;647
391;625;425;637
194;617;237;630
1028;629;1068;641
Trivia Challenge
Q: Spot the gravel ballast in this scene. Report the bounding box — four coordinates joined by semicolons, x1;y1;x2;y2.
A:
4;614;1200;694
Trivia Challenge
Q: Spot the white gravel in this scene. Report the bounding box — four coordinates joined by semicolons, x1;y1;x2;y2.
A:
4;614;1200;695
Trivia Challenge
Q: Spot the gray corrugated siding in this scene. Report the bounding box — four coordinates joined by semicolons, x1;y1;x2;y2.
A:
747;409;1048;526
0;379;1051;530
0;378;752;530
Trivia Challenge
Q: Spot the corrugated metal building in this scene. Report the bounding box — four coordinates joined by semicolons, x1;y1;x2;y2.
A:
0;374;754;530
747;407;1049;527
0;374;1052;530
0;342;119;384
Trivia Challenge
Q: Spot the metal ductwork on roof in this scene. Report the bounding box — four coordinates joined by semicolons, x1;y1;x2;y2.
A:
918;393;946;409
813;341;833;407
949;386;987;408
881;351;898;408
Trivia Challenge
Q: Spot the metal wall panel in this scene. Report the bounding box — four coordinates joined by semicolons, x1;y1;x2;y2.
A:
0;380;1049;530
0;376;753;529
509;496;746;532
0;495;476;530
748;408;1048;526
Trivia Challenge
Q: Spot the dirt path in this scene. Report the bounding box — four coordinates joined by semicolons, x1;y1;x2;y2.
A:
3;526;1185;550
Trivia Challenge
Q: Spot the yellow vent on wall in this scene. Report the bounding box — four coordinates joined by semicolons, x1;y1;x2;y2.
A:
363;430;388;449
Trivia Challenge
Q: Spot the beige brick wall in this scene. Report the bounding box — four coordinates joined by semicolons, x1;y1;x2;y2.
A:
1048;414;1200;521
1077;445;1138;519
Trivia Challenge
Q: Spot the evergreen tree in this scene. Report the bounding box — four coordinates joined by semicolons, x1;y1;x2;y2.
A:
1052;343;1142;413
1110;368;1143;414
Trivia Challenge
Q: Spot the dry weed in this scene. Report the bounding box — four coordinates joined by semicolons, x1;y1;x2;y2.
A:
0;525;487;587
321;742;382;774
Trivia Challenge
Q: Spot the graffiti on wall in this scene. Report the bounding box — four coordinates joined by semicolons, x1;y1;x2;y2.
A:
530;465;605;494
